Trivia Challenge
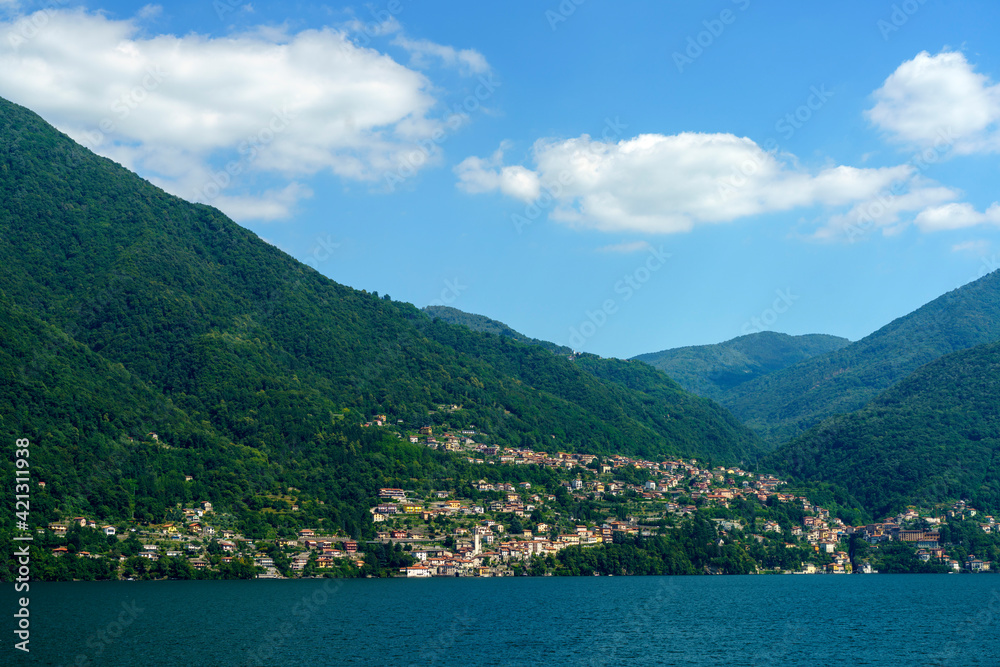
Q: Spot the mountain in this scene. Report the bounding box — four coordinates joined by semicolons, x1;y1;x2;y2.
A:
633;332;851;403
767;340;1000;517
0;96;763;533
423;305;570;354
421;305;767;462
710;273;1000;446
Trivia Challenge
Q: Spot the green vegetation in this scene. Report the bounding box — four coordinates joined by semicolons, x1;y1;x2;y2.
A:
423;305;570;354
938;518;1000;565
851;541;950;575
526;515;759;576
768;340;1000;517
634;331;851;403
422;306;763;463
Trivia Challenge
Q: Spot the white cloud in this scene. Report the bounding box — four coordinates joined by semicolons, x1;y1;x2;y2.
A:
866;50;1000;154
455;144;540;200
457;132;924;235
213;182;315;222
0;8;486;221
914;202;1000;232
496;165;540;201
393;35;489;76
816;180;960;241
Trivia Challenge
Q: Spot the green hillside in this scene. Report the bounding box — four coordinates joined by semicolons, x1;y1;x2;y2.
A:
767;340;1000;517
422;305;568;352
715;273;1000;446
0;294;411;537
0;96;762;534
422;305;761;462
633;331;851;403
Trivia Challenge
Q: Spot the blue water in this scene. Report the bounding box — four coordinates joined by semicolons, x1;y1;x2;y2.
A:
16;575;1000;666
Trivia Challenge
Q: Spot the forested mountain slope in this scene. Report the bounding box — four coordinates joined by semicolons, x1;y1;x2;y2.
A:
0;95;763;536
767;340;1000;516
634;331;850;403
714;273;1000;445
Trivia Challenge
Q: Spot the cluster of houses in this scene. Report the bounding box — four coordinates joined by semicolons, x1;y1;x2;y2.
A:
45;507;371;578
370;436;997;576
47;517;117;538
395;520;643;577
278;529;367;577
39;421;996;577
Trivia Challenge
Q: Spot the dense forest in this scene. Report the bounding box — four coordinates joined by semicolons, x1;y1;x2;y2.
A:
768;340;1000;516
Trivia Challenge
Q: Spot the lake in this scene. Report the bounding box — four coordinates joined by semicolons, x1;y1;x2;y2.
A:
18;574;1000;666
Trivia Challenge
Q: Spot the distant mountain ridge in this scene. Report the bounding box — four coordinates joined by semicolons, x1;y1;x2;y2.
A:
767;339;1000;516
633;331;851;403
418;308;763;463
715;271;1000;446
423;305;570;354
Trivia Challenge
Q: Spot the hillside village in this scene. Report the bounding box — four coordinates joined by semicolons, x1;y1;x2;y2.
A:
33;422;997;580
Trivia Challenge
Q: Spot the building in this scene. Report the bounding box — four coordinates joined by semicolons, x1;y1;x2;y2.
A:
966;555;991;572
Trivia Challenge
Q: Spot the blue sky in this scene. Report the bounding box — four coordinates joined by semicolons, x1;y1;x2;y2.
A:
3;0;1000;358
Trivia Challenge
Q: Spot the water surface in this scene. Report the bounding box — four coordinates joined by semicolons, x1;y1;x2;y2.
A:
20;575;1000;666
